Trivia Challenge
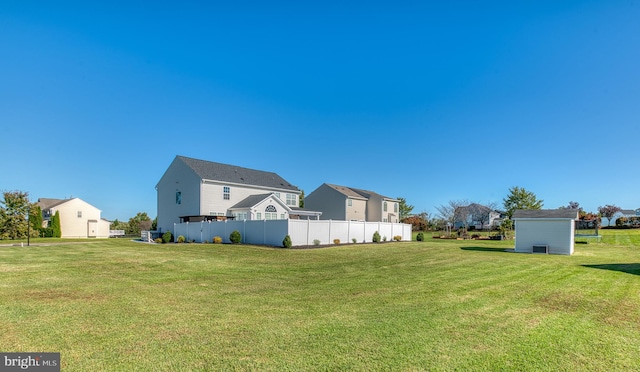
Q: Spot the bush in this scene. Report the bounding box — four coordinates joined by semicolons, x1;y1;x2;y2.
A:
162;231;173;243
213;236;222;244
154;238;163;244
333;239;340;245
177;235;186;243
41;227;55;238
393;235;402;241
352;238;357;244
416;232;424;241
229;230;242;244
283;235;292;248
383;236;387;242
313;239;321;246
373;231;381;243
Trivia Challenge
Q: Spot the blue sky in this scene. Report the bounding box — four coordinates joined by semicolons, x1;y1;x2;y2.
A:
2;1;639;221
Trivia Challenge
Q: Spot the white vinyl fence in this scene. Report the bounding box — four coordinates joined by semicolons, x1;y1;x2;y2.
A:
172;220;412;247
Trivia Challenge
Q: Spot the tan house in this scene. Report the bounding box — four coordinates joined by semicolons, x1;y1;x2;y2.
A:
37;197;111;238
304;183;400;223
156;156;321;234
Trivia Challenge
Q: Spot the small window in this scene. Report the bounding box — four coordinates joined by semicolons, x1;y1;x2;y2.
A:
280;214;285;220
223;187;230;200
256;212;262;220
286;194;296;206
383;202;388;212
77;211;82;218
348;199;352;207
394;203;398;213
176;191;182;205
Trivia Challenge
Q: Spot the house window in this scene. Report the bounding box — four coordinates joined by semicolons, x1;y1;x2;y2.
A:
223;187;230;200
256;212;262;220
394;203;398;213
348;199;352;207
280;214;285;220
176;191;182;205
286;194;296;206
265;205;277;220
383;202;388;212
275;193;280;199
77;211;82;218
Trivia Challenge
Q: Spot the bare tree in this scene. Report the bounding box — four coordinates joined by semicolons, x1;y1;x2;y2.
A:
436;199;469;228
598;205;621;227
469;202;498;230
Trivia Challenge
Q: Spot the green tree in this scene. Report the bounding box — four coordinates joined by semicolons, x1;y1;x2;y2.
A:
29;204;43;237
0;190;31;239
126;212;152;236
299;190;305;208
397;197;414;220
51;210;62;238
503;186;543;219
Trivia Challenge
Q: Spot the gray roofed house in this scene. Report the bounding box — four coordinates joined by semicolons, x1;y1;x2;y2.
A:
304;183;400;222
156;156;320;233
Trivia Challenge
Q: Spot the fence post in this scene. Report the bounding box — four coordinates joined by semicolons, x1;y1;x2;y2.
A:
307;218;310;246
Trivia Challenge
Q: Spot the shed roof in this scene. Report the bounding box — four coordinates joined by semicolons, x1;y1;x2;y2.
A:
177;156;299;191
512;209;579;219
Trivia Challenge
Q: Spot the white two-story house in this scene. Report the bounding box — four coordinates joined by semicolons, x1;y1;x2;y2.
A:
156;156;321;234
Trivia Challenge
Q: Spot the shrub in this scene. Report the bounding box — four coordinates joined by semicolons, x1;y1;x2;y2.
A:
352;238;357;244
393;235;402;241
283;235;292;248
162;231;173;243
203;240;209;244
333;239;340;245
213;236;222;244
372;231;381;243
416;232;424;241
229;230;242;244
154;238;163;244
383;236;387;242
313;239;321;246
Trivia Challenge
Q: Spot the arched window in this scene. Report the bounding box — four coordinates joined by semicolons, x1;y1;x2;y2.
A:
265;205;277;220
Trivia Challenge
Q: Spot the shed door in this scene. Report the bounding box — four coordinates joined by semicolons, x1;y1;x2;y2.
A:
88;221;97;238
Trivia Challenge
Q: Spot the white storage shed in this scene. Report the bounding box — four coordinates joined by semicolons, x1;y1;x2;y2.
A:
513;209;579;255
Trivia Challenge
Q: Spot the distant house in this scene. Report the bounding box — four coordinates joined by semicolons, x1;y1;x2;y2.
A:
156;156;321;234
304;183;399;223
453;203;501;229
611;209;640;226
513;209;579;255
37;197;110;238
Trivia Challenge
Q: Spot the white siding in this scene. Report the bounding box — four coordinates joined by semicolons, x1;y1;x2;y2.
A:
514;219;575;255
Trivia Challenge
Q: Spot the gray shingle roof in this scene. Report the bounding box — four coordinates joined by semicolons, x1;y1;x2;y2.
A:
37;198;72;210
325;183;396;201
178;156;299;191
512;209;579;219
229;194;273;209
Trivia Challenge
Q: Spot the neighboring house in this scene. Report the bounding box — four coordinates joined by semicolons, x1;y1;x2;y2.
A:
611;209;640;226
156;156;321;234
513;209;579;255
304;183;400;223
453;203;501;229
37;197;110;238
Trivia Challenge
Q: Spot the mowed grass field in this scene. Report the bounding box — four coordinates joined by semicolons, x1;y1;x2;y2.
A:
2;230;640;371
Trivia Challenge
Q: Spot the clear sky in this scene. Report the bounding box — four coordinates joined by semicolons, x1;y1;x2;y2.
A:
2;1;639;221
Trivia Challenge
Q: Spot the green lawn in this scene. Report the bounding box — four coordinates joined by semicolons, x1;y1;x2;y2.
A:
2;230;640;371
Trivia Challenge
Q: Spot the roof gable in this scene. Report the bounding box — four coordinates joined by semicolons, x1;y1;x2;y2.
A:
177;156;299;191
324;183;396;201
